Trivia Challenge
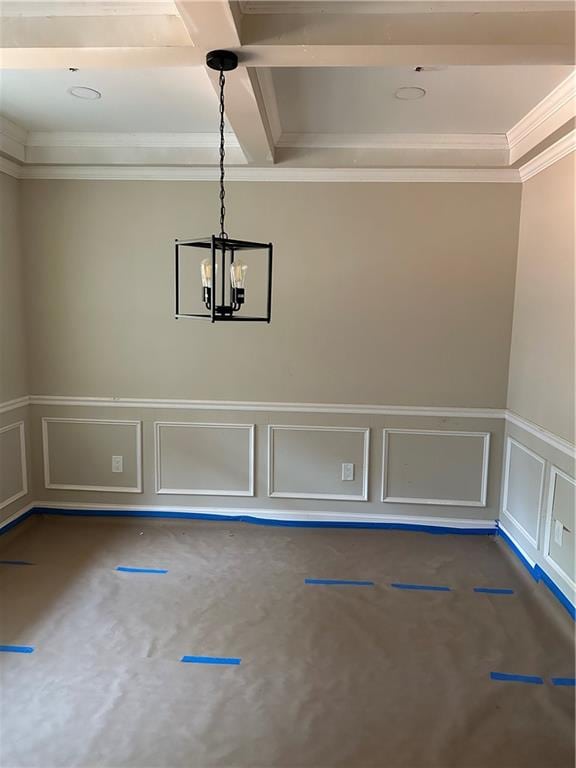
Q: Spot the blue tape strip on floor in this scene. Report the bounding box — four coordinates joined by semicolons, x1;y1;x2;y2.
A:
551;677;576;686
0;645;34;654
0;560;34;566
473;587;514;595
181;656;241;665
116;566;168;574
490;672;544;685
391;583;451;592
305;578;375;586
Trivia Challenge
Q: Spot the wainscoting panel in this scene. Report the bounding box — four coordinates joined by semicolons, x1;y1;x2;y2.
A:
0;421;27;510
382;429;490;506
543;466;575;591
268;425;369;500
42;418;142;492
501;437;545;548
155;422;255;496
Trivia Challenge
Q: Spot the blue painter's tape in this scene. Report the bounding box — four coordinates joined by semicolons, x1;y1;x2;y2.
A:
35;508;496;535
116;566;168;574
181;656;241;665
391;583;451;592
497;526;575;621
0;560;34;566
490;672;543;685
0;510;35;537
551;677;576;687
473;587;515;595
0;645;34;654
305;578;375;586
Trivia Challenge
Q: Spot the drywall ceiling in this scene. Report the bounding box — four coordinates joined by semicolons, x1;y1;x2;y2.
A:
273;66;573;135
0;68;228;133
0;0;574;180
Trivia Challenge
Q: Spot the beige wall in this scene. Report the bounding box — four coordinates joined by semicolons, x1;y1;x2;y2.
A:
507;154;575;442
21;179;521;407
0;172;28;402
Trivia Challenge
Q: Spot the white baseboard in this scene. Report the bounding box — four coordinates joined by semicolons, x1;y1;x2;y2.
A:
20;501;496;531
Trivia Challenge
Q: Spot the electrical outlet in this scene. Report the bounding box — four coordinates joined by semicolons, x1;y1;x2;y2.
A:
112;455;123;473
554;519;564;547
342;463;355;481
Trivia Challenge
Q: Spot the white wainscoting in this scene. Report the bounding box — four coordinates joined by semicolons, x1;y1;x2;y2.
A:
154;422;255;496
42;418;142;492
500;437;546;548
267;425;370;501
542;465;576;592
381;429;490;507
0;421;28;510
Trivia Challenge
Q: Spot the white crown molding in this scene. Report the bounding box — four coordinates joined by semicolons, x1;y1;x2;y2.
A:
17;164;521;182
0;157;22;179
0;116;27;163
518;129;576;182
26;131;240;149
277;133;508;151
507;72;576;163
0;2;178;17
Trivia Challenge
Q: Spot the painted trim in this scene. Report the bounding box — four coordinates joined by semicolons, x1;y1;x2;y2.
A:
26;132;240;149
381;429;490;507
154;422;255;497
542;465;576;593
500;437;546;549
240;1;575;13
0;116;27;162
0;395;30;415
267;425;370;501
505;410;575;457
16;165;521;183
255;68;282;145
27;394;504;419
519;130;576;182
0;157;22;179
0;422;28;510
41;417;143;493
0;2;179;16
0;503;36;534
277;133;508;151
498;522;575;620
30;501;497;532
507;72;576;152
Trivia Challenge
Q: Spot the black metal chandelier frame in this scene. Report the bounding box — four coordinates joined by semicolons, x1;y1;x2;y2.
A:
174;50;273;324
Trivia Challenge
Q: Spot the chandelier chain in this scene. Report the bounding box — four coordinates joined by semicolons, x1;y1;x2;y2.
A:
218;69;227;239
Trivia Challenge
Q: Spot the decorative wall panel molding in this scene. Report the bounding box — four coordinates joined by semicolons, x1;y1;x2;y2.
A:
154;422;255;496
268;425;370;501
500;437;546;548
543;465;576;592
0;421;28;510
42;418;142;492
381;429;490;507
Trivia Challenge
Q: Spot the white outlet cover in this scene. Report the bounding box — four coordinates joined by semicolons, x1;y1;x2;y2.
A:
554;519;564;547
112;456;123;473
342;463;355;481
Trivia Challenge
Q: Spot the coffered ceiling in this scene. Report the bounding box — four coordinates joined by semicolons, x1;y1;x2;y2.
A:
0;0;574;181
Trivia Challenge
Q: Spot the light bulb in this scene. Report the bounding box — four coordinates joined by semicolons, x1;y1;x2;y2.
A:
200;258;214;288
230;259;247;289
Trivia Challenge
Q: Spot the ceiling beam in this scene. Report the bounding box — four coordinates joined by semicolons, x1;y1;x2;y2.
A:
175;0;275;164
241;10;574;64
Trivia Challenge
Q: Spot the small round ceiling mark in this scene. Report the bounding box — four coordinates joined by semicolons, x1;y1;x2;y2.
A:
395;86;426;100
67;86;101;100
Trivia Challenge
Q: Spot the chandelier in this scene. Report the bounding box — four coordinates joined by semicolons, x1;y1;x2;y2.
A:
174;50;273;323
